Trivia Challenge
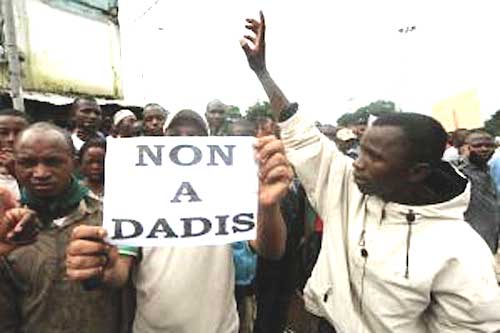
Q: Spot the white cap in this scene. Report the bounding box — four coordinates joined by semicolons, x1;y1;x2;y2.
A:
113;109;136;126
336;128;357;141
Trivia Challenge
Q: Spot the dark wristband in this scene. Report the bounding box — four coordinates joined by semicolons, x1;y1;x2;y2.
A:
279;102;298;122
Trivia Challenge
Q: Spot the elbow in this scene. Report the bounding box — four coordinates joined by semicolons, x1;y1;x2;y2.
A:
265;246;285;260
249;238;286;260
257;238;286;260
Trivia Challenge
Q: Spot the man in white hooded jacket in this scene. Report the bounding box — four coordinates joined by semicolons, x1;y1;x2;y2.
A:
241;12;500;333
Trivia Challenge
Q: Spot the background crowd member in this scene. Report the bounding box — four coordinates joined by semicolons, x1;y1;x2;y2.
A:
165;109;208;136
100;115;114;138
70;96;104;151
459;130;500;253
228;119;258;333
133;119;144;136
349;117;367;140
333;127;358;159
0;122;130;333
143;103;167;136
443;128;469;163
256;116;277;137
488;137;500;197
317;124;336;141
0;108;30;200
206;99;229;136
113;109;137;138
66;108;291;333
79;138;106;200
241;11;500;332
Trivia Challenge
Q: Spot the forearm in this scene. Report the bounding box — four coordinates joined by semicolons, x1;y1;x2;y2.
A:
250;202;286;260
255;69;290;121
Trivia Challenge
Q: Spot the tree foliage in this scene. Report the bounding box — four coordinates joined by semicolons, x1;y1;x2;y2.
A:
244;101;273;121
484;110;500;137
226;105;242;123
337;100;398;127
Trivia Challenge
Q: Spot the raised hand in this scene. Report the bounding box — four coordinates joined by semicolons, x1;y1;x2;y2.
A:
241;11;266;74
1;208;38;245
0;189;39;255
255;135;293;207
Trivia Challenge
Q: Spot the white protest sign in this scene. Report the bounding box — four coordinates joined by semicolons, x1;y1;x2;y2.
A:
103;136;258;247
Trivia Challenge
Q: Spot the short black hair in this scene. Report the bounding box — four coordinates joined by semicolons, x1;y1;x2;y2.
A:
0;108;32;122
144;103;168;115
79;138;106;162
70;96;100;114
465;129;493;142
373;113;448;166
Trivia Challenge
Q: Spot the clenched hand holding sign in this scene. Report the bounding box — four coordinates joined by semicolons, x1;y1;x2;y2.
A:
103;136;258;247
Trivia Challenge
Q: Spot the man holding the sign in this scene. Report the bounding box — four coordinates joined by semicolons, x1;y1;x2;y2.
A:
241;11;500;333
66;108;292;332
0;123;129;333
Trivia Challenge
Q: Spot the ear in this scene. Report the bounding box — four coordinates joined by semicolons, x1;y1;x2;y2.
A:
408;163;431;183
460;144;470;157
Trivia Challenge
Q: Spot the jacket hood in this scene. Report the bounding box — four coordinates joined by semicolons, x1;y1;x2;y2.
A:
367;161;470;225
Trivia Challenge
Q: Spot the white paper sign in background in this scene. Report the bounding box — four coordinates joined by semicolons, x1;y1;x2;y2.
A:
103;136;258;247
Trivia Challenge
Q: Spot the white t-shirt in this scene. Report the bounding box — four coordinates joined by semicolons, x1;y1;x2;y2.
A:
71;131;105;152
442;146;459;162
71;132;85;152
132;245;238;333
0;174;20;201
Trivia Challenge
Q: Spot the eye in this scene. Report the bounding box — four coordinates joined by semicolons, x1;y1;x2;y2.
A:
45;158;64;167
17;158;36;168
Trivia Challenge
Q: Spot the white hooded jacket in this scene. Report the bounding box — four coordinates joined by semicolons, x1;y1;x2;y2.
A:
279;112;500;333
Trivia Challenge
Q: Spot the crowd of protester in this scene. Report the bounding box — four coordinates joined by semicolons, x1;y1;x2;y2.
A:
0;11;499;333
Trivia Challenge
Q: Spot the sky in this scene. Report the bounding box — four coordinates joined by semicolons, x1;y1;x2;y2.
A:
118;0;500;125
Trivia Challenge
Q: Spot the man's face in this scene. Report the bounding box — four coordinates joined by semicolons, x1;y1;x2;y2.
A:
0;115;29;151
353;124;367;139
73;101;102;132
352;125;410;200
467;133;495;165
143;108;166;136
166;124;203;136
205;108;226;129
81;146;105;183
229;124;254;137
116;116;136;138
15;133;74;198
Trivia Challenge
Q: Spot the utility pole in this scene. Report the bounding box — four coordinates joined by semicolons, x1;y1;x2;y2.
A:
1;0;24;111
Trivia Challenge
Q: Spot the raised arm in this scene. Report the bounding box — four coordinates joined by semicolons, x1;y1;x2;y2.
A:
241;11;291;121
241;12;354;222
250;135;293;259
